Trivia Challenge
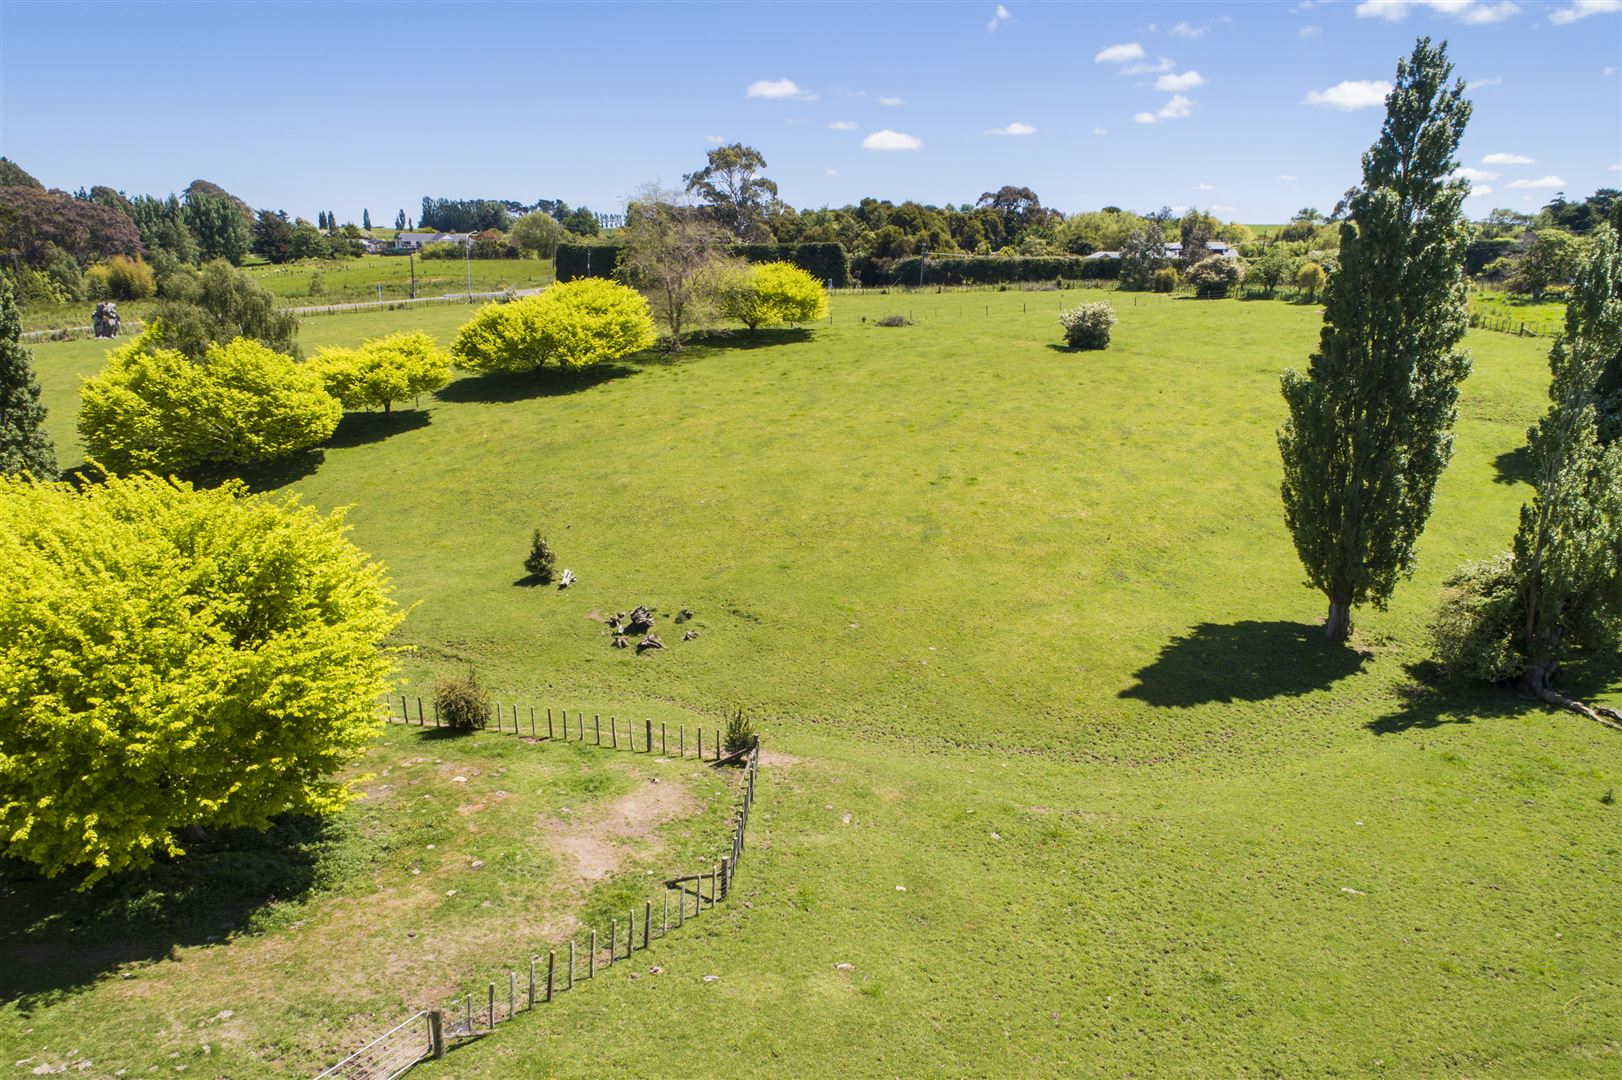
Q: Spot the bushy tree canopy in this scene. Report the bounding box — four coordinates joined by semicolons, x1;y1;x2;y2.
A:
717;260;828;333
1185;255;1244;298
450;279;655;373
149;260;299;359
510;211;566;258
684;143;779;241
0;185;143;267
311;331;451;413
80;331;340;474
0;471;398;885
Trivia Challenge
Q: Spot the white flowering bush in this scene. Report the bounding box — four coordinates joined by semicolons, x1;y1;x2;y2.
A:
1058;302;1117;350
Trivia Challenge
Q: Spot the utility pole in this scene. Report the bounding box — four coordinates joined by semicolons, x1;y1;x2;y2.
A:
409;250;417;299
465;240;472;299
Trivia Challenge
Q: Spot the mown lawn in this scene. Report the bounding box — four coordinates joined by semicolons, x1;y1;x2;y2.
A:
14;290;1621;1077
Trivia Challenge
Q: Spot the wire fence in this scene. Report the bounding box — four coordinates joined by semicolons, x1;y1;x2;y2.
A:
311;706;761;1078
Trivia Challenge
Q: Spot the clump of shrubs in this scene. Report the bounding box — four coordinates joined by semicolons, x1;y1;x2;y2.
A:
524;530;557;583
1152;267;1179;293
1186;256;1244;299
435;667;490;731
84;255;157;300
876;314;911;327
723;709;758;756
1058;302;1117;350
1429;553;1526;684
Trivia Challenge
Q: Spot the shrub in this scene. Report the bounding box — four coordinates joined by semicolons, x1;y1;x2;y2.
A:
0;471;398;884
85;255;157;301
1431;554;1524;684
150;260;299;360
418;241;466;260
80;331;341;474
450;278;655;374
1185;256;1244;299
307;271;326;297
435;667;490;731
876;314;910;327
723;709;758;756
1296;261;1328;302
523;530;556;583
1152;266;1179;293
1058;302;1117;350
717;260;829;333
309;331;451;414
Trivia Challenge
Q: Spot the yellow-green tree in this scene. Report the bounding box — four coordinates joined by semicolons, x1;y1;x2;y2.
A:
80;331;341;474
450;278;655;374
0;472;399;885
310;331;451;414
718;261;829;334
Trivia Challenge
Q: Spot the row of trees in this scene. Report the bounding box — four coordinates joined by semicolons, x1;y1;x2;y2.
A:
1275;37;1622;721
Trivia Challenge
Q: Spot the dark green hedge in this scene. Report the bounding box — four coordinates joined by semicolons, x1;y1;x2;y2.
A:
555;243;623;283
855;254;1118;287
555;242;850;287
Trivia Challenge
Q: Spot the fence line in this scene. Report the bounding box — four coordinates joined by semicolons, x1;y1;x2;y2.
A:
313;706;761;1078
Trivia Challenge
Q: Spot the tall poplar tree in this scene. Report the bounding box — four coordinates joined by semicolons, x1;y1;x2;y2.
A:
0;278;57;479
1278;38;1473;641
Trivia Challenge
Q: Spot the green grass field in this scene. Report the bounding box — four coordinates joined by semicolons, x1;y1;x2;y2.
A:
11;291;1621;1077
1470;286;1569;337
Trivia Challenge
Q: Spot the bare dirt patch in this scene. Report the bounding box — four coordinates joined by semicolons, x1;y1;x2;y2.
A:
545;777;697;884
758;749;803;767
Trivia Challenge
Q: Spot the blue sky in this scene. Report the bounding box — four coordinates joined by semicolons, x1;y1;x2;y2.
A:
2;1;1618;224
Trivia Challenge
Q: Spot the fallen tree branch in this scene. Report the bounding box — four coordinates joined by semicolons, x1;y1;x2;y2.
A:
1536;686;1622;733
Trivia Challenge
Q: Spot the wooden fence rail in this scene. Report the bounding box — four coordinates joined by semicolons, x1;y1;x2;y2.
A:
313;714;761;1078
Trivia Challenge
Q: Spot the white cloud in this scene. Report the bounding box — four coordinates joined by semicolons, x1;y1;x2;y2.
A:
1606;66;1618;75
1197;182;1215;191
1280;174;1299;181
1136;95;1195;123
1304;80;1392;110
746;78;816;101
1156;70;1207;92
1122;57;1176;75
987;4;1013;31
1483;152;1534;164
877;96;905;106
1168;20;1207;37
828;120;858;130
1355;1;1521;23
1612;162;1622;172
1454;167;1500;181
826;169;839;176
1507;175;1566;188
1094;42;1147;63
1299;24;1323;36
1468;185;1494;196
1468;76;1503;89
862;129;922;151
1550;1;1621;24
705;134;724;144
1093;126;1109;135
985;121;1037;136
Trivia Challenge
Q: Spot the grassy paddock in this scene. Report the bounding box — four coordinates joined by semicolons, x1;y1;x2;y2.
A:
13;290;1621;1077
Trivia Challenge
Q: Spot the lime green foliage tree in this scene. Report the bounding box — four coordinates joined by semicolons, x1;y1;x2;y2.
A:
310;331;451;414
450;278;655;374
84;255;157;300
717;261;829;334
0;279;56;478
0;471;399;885
1279;38;1473;641
80;331;341;474
1435;227;1622;728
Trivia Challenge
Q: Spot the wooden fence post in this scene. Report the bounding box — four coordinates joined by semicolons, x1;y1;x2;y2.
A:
721;856;730;899
645;719;652;753
548;708;554;739
528;957;536;1008
568;939;575;989
487;983;495;1029
595;715;601;745
611;716;618;749
530;706;535;737
609;919;616;965
644;900;652;948
417;697;425;725
428;1010;445;1058
401;694;408;722
590;930;597;978
661;722;667;755
546;950;555;1002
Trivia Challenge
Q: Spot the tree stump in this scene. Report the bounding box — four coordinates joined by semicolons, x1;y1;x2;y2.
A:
628;606;653;633
636;632;663;653
558;569;575;589
612;634;629;649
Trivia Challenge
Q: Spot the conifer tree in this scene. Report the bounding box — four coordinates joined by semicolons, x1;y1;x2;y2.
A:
362;208;371;231
0;278;57;479
1278;38;1473;640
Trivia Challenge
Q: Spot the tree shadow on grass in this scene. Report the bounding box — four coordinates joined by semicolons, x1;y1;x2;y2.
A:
1493;444;1533;486
327;409;431;449
0;815;333;1010
1119;620;1370;707
1368;652;1622;734
434;363;637;404
681;327;815;353
224;448;326;493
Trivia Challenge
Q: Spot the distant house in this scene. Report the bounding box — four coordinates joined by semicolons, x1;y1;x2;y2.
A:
1083;240;1237;261
390;232;472;252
